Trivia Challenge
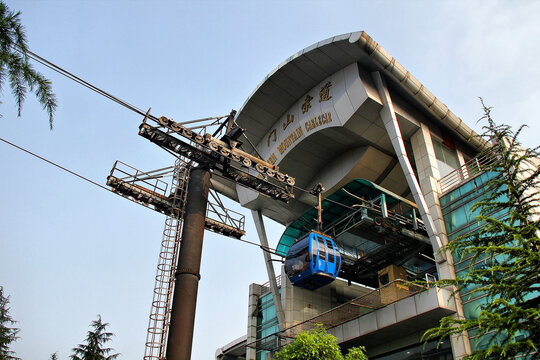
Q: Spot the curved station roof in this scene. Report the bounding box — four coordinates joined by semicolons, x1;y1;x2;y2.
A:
212;31;482;227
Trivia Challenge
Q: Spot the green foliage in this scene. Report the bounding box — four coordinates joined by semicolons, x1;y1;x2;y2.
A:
424;101;540;359
273;325;366;360
0;1;57;128
70;315;120;360
49;352;58;360
343;346;368;360
0;286;19;360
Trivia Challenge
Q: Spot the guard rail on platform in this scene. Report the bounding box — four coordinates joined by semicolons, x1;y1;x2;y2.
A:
438;153;496;194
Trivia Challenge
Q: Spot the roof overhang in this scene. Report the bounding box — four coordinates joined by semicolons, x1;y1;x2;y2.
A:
215;335;247;359
212;31;485;226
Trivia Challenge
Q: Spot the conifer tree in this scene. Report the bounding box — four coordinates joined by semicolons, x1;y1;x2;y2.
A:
0;1;57;128
0;286;20;360
70;315;120;360
424;101;540;359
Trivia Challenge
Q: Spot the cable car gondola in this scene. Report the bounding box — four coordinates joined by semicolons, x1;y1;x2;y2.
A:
284;231;341;290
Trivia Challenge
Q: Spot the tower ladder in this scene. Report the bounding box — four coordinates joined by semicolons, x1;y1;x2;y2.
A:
144;159;190;360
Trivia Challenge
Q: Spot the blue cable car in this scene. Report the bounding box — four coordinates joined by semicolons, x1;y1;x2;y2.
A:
284;231;341;290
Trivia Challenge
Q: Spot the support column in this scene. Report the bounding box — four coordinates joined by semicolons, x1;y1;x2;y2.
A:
246;283;264;360
167;167;211;360
410;124;446;243
371;71;444;259
410;123;472;357
251;210;286;331
373;71;471;357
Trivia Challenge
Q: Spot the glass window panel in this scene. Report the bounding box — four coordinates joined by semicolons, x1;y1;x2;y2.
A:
438;159;455;178
434;140;460;177
442;145;460;168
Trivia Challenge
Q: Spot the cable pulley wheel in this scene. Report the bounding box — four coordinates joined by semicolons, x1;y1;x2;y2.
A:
232;154;242;162
182;128;192;138
286;177;295;186
194;134;205;144
242;158;252;167
159;116;169;126
255;163;265;173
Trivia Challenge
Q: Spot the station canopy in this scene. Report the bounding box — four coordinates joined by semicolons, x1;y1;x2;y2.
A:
276;178;417;256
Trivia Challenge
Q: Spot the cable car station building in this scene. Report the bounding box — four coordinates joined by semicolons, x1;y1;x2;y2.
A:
214;32;491;360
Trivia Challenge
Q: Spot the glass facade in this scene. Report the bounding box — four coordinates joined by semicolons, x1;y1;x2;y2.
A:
441;171;499;352
256;292;279;360
440;171;535;356
440;171;503;235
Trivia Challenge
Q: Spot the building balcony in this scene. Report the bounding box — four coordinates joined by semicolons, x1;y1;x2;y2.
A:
329;285;456;357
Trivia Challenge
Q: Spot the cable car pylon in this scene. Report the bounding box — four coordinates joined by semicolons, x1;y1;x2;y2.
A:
166;165;210;360
108;109;296;360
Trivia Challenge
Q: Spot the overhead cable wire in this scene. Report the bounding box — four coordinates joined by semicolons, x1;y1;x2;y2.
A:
20;46;276;172
292;183;359;211
241;131;264;161
232;119;264;160
1;136;283;255
18;47;149;118
17;47;366;237
16;46;229;126
232;236;284;258
0;136;112;193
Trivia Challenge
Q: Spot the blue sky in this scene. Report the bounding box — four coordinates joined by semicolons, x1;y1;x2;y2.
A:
1;1;539;359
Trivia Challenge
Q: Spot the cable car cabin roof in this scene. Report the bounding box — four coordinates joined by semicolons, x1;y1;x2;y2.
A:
276;179;420;256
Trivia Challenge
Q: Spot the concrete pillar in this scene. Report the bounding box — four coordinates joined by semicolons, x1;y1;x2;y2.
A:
280;266;293;327
410;124;455;276
410;123;472;358
251;210;286;331
246;284;263;360
371;71;471;357
410;126;445;232
371;72;444;258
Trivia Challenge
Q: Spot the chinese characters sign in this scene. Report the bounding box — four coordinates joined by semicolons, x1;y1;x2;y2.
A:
259;63;362;166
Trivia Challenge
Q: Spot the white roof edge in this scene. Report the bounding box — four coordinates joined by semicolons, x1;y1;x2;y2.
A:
215;334;247;358
236;31;488;151
352;32;488;150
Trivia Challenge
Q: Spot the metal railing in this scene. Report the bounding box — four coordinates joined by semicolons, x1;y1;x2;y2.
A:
247;279;427;353
107;160;246;239
108;160;170;197
260;275;282;295
438;153;496;194
205;190;246;239
322;201;426;241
